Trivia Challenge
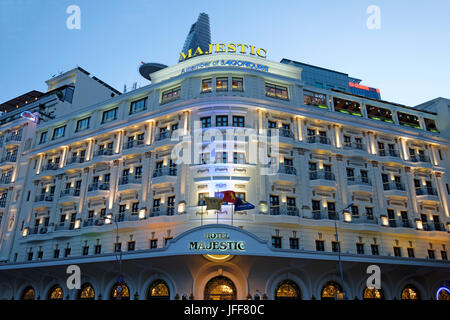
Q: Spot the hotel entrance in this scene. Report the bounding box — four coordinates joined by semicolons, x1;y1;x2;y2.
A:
204;276;237;300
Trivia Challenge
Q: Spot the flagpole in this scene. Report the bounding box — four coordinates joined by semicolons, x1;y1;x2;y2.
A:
231;204;234;226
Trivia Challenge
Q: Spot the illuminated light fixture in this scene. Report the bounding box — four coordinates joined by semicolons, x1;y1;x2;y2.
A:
415;219;423;230
22;227;29;237
177;201;186;214
203;254;233;262
436;287;450;300
344;211;352;222
380;215;389;226
447;222;450;232
259;201;268;214
105;214;113;224
74;219;81;229
139;207;146;219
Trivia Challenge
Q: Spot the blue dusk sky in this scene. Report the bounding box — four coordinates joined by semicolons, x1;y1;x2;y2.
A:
0;0;449;106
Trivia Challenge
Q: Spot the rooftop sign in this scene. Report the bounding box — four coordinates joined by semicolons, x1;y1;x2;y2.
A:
179;43;267;62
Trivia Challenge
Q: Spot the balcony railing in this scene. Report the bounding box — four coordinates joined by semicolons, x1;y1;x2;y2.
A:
43;163;59;171
5;134;21;142
94;149;114;157
153;167;177;177
0;177;12;184
87;183;110;192
351;215;378;224
67;156;85;165
269;206;299;216
60;188;81;197
34;194;54;202
422;222;446;232
0;199;6;207
123;140;145;150
379;149;400;157
83;219;105;227
311;210;339;220
309;170;335;181
347;177;372;186
268;128;294;138
0;155;17;163
383;182;406;191
150;206;176;217
278;165;297;175
415;187;438;196
156;131;173;141
119;176;142;185
306;135;331;145
343;142;366;151
409;155;430;163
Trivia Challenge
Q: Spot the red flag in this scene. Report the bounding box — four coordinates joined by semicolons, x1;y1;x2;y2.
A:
222;190;238;204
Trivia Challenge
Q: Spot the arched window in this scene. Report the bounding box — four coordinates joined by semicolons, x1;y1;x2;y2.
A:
401;285;420;300
363;287;383;300
275;280;301;300
147;280;170;300
321;282;342;300
437;287;450;300
78;283;95;300
48;285;63;300
21;286;35;300
110;282;130;300
204;276;236;300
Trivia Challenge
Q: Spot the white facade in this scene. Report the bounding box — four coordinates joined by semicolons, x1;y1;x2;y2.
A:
0;54;449;300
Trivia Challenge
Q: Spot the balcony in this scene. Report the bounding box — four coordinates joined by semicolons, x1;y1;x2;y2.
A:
59;188;81;201
0;199;6;208
66;156;86;165
94;148;114;158
87;183;110;198
0;155;17;165
0;177;12;185
54;221;76;231
350;215;378;225
42;163;60;172
347;177;373;193
378;149;400;158
268;128;294;139
34;194;54;202
415;187;439;203
150;206;176;217
156;131;173;141
123;140;145;150
153;167;177;178
269;206;299;216
5;134;21;144
306;135;331;145
29;226;48;235
83;218;105;228
422;222;446;232
383;182;407;198
118;176;142;191
310;210;339;220
409;155;430;163
343;142;366;152
309;171;336;188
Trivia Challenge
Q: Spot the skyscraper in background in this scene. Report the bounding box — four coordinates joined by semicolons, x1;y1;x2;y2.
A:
181;12;211;59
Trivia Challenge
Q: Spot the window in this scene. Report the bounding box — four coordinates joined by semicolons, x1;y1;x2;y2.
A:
131;202;139;214
398;112;420;129
150;239;158;249
201;117;211;128
129;97;147;114
161;87;180;104
52;125;66;140
128;241;136;251
201;79;212;93
39;131;48;144
289;238;299;250
233;152;245;164
114;242;122;253
232;77;243;91
265;83;288;100
304;90;327;109
198;193;208;206
102;108;118;123
428;250;436;260
366;207;374;220
272;236;282;248
356;243;365;255
216;77;228;92
215;152;228;164
366;105;393;122
351;205;359;218
216;115;228;127
393;247;402;257
64;247;71;257
332;241;339;253
94;245;101;255
333;97;362;116
82;246;89;256
407;248;415;258
76;117;90;132
441;251;448;260
316;240;325;252
53;249;60;259
424;118;439;132
232;115;245;127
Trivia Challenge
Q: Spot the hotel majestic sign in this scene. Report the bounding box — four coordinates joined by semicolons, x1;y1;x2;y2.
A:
179;43;267;62
189;232;246;252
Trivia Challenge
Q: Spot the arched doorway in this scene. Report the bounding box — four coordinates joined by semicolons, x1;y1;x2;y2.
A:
21;286;35;300
48;285;64;300
204;276;237;300
401;285;420;300
321;281;343;300
363;287;384;300
275;280;302;300
77;283;95;300
110;282;130;300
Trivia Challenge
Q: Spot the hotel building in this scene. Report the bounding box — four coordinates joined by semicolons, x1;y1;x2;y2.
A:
0;47;449;301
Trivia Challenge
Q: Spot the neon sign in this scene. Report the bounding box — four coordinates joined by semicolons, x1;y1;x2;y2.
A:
179;43;267;62
436;286;450;300
181;59;269;74
20;111;38;123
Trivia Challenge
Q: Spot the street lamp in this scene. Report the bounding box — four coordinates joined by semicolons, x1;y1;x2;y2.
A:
334;203;353;300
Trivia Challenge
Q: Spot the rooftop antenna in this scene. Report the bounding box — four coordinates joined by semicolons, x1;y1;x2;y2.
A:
132;82;137;91
123;84;127;93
